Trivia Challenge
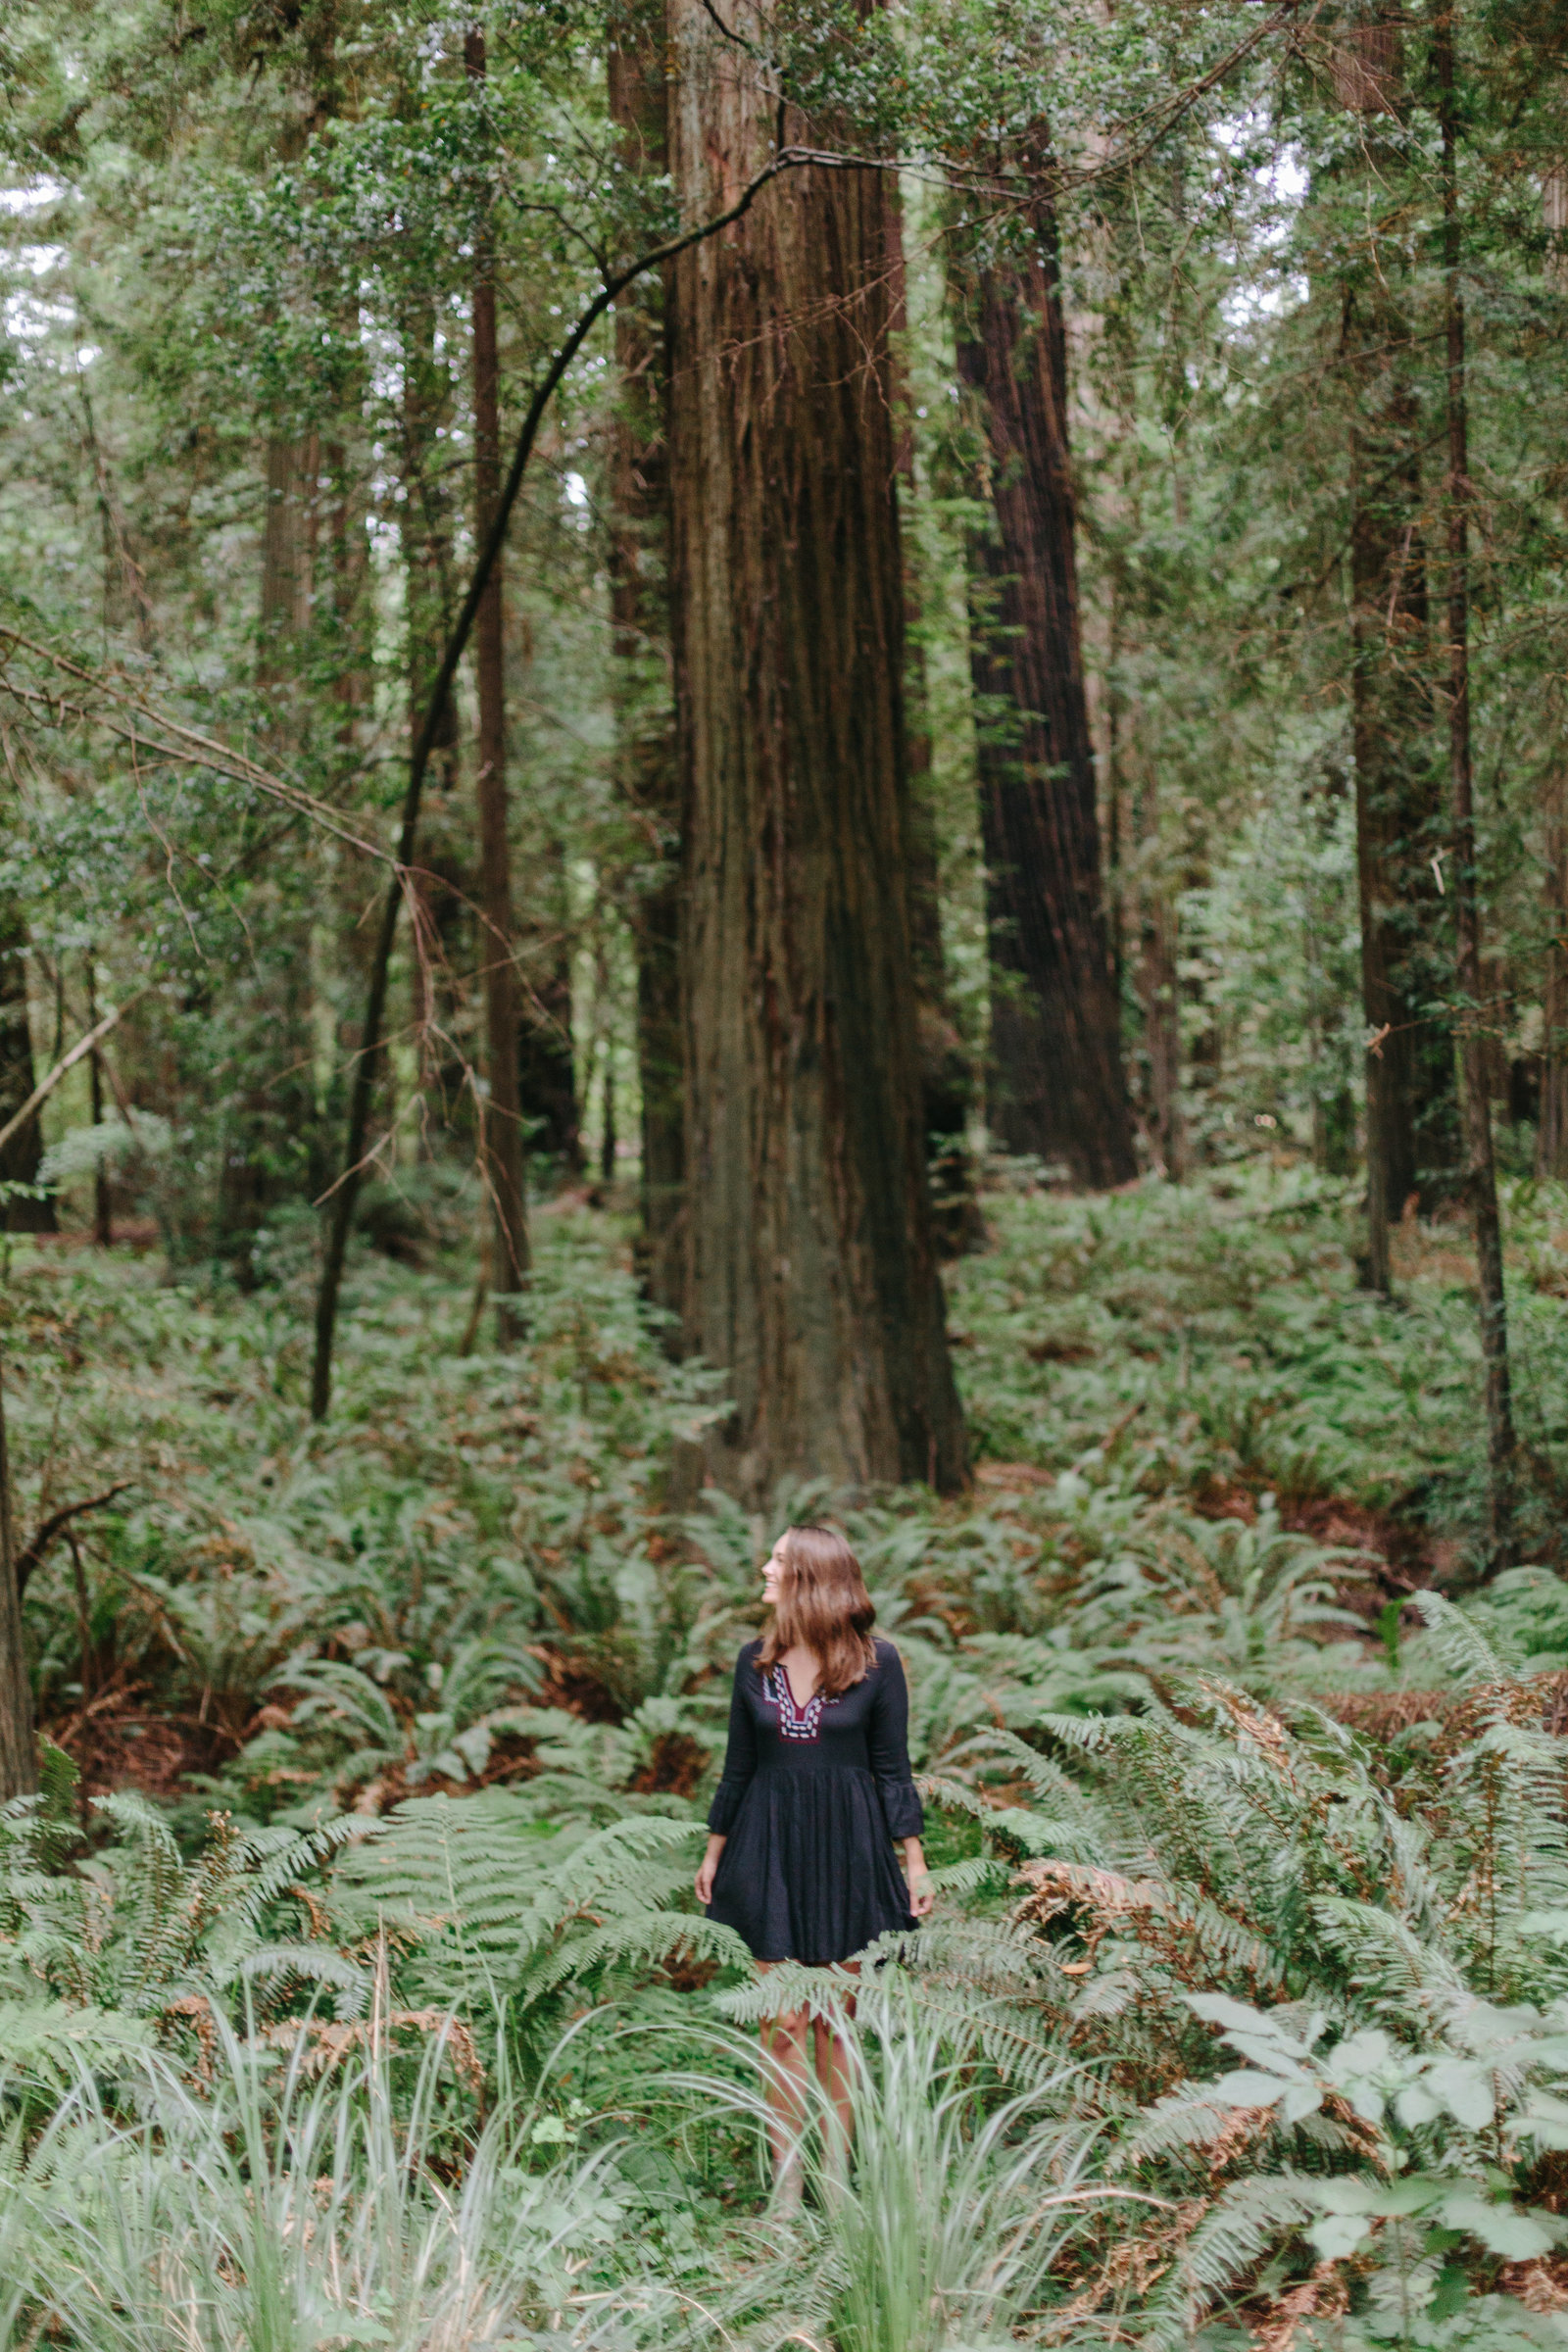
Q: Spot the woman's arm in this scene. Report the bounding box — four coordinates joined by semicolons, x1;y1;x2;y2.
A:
868;1646;929;1918
695;1834;726;1904
695;1645;759;1904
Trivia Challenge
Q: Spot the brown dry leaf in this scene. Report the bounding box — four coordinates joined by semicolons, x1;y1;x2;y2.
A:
288;1881;331;1939
255;2007;484;2094
1016;1858;1165;1925
1499;2258;1568;2313
1047;2198;1210;2337
1251;2263;1349;2352
1201;2104;1274;2175
164;1991;217;2082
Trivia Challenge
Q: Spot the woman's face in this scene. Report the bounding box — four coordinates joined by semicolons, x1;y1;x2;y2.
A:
761;1537;789;1607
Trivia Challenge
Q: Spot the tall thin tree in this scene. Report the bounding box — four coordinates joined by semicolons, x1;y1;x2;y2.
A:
1436;4;1514;1558
0;903;52;1236
888;182;979;1250
607;2;684;1316
1332;12;1455;1293
1542;762;1568;1178
466;24;529;1346
0;1359;35;1800
1538;169;1568;1180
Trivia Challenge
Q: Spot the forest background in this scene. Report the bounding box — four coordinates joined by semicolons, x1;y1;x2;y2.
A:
6;0;1568;2345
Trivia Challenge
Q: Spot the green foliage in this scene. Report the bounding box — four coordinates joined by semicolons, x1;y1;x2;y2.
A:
1;1191;1568;2342
0;1783;370;2020
0;1976;645;2351
896;1584;1568;2349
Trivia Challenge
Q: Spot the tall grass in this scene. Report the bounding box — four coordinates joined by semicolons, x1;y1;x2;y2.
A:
815;1988;1119;2352
1;1970;630;2350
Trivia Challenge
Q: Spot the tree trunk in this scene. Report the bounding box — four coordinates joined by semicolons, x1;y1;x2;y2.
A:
1437;10;1513;1561
232;415;322;1282
1539;175;1568;1180
467;26;528;1346
517;912;580;1170
0;1357;35;1800
86;958;113;1247
607;10;684;1315
887;182;979;1253
311;301;458;1416
0;904;54;1235
260;432;318;678
1541;780;1568;1178
309;87;743;1419
403;284;466;1128
1335;15;1455;1293
1131;757;1184;1181
665;0;966;1495
951;184;1138;1189
1345;308;1449;1287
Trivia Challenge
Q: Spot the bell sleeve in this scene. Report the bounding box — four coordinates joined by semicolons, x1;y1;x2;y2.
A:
706;1644;760;1836
868;1643;924;1840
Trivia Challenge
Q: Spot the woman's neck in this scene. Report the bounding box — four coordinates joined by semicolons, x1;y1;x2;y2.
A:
778;1642;821;1701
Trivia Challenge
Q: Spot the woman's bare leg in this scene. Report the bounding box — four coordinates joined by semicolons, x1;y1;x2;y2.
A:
811;1964;858;2185
757;1964;810;2208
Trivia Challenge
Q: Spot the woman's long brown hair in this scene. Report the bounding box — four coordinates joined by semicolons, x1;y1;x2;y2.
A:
757;1524;879;1697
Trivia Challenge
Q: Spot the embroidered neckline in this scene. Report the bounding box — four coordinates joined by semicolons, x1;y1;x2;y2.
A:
764;1662;827;1741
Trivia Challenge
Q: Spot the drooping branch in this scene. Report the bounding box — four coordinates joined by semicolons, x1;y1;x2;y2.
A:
0;633;388;866
0;991;146;1162
308;139;850;1421
15;1482;133;1596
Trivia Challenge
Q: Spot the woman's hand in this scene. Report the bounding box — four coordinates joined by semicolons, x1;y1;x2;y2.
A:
695;1834;726;1906
904;1838;935;1919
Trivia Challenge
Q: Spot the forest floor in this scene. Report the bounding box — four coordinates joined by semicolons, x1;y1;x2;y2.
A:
7;1162;1568;2350
8;1156;1568;1823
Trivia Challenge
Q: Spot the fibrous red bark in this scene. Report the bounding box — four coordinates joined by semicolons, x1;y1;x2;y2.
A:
666;0;966;1494
1335;18;1455;1291
952;191;1137;1188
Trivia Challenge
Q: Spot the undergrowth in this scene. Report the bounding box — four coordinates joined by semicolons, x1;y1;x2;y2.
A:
3;1167;1568;2348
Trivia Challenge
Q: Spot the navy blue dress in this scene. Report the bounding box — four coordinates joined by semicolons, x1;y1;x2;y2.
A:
705;1637;924;1963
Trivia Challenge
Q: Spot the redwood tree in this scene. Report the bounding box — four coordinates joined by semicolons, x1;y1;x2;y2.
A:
467;24;529;1344
952;183;1138;1189
665;0;966;1494
608;6;683;1317
1332;15;1456;1291
1436;5;1513;1556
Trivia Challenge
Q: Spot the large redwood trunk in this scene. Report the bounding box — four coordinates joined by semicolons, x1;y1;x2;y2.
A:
608;13;684;1317
952;194;1137;1189
665;0;966;1495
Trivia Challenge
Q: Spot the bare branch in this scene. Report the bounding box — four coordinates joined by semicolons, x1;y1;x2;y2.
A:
0;991;148;1161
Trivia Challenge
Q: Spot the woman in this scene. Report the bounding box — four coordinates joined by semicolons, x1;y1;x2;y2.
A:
694;1522;934;2209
